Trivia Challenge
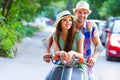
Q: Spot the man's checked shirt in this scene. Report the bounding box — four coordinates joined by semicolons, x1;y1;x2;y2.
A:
79;21;99;58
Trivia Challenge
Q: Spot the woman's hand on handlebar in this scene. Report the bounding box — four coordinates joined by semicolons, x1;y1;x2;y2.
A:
55;51;65;60
55;51;74;64
43;53;52;63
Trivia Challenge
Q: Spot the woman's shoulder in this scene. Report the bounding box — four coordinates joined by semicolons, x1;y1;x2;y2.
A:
76;30;83;36
75;31;84;39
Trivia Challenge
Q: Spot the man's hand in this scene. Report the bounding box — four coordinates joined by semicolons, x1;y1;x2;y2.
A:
87;57;96;68
43;53;52;63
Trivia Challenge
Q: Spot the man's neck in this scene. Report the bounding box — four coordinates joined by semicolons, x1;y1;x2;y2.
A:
76;19;85;29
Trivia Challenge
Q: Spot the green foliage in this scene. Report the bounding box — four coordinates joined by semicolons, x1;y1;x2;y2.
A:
85;0;106;19
0;20;39;58
0;0;43;58
1;39;13;51
10;0;41;21
39;1;66;19
86;0;120;19
22;26;39;37
100;0;120;18
0;24;16;58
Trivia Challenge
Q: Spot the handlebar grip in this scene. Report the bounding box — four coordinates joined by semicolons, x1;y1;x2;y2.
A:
53;55;59;60
78;58;84;63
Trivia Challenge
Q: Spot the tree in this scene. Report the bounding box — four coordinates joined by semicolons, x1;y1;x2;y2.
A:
100;0;120;18
86;0;106;19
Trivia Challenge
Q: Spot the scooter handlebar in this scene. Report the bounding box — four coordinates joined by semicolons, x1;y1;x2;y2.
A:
50;55;89;65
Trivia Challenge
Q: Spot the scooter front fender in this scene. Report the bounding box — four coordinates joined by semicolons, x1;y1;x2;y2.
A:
47;66;85;80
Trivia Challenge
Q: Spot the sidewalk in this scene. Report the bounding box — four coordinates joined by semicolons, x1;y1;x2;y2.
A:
0;26;55;80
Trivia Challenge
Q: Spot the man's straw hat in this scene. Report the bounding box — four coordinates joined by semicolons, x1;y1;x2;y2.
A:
73;1;92;14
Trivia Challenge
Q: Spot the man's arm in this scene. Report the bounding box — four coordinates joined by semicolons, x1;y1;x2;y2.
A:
46;34;53;53
43;34;53;63
88;35;104;67
92;36;102;59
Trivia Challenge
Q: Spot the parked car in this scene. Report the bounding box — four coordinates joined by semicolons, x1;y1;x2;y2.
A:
101;18;113;46
103;17;120;60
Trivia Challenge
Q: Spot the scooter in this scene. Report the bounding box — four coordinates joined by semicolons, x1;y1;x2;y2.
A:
46;55;88;80
42;39;88;80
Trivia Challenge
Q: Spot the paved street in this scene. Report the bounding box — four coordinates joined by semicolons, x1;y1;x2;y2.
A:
0;26;55;80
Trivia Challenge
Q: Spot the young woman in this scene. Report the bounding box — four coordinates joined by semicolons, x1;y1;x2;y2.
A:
53;10;84;63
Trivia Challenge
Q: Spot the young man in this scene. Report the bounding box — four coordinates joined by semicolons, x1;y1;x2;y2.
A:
73;1;103;80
